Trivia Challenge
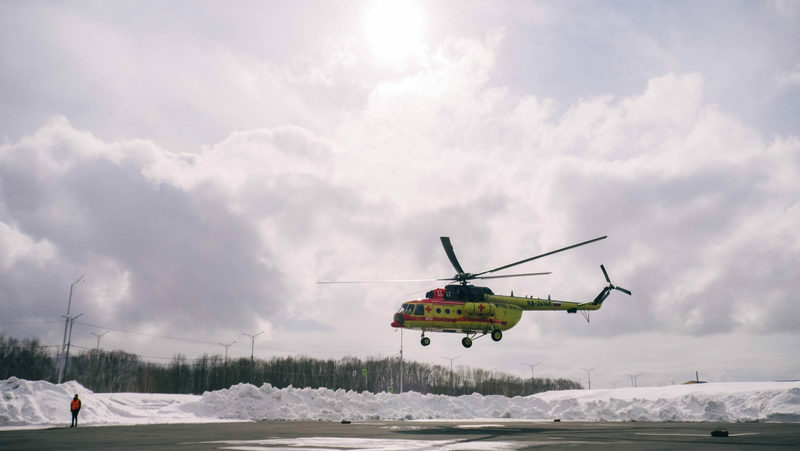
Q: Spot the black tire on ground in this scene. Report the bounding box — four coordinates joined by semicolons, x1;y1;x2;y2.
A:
421;337;431;346
491;329;502;341
462;337;473;348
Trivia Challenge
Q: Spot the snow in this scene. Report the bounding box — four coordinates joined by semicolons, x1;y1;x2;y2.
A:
1;377;798;430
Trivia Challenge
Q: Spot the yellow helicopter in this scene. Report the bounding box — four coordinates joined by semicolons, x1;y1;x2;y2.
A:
322;236;630;348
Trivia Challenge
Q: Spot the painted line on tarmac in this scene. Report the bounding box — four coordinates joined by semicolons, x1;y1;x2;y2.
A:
187;436;527;450
635;432;760;437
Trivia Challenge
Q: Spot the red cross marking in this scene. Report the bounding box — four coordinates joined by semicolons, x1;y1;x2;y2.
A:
425;306;432;313
478;304;485;311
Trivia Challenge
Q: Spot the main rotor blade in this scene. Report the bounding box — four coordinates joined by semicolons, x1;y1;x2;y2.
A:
317;278;442;284
473;272;552;280
440;237;466;275
473;236;607;277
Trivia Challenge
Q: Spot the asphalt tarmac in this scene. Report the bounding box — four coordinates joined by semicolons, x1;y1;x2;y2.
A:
1;420;799;450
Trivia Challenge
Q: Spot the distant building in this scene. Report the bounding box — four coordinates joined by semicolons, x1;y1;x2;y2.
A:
683;371;706;384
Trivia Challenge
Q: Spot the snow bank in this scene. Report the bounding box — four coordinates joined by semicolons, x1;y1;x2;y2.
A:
0;377;216;428
2;377;798;428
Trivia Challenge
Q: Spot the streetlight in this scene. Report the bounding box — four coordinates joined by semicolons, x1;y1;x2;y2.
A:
63;313;84;380
581;367;596;390
396;328;404;394
442;355;460;395
523;362;542;394
242;331;263;362
523;362;542;379
92;330;109;351
220;341;236;387
58;275;84;384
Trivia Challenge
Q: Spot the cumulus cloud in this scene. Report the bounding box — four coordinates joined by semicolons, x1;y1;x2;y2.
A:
0;117;288;336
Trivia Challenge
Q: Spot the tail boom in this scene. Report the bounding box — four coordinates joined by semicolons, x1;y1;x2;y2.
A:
483;294;602;312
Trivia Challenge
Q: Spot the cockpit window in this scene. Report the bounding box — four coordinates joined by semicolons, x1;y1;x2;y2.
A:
403;304;415;314
414;304;425;315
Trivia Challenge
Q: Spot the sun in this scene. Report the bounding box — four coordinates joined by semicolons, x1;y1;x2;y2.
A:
363;0;426;65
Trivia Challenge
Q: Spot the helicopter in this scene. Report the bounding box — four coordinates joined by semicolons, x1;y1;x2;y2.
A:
319;235;631;349
388;235;631;348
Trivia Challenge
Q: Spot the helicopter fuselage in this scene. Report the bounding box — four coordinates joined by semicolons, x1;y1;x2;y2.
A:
391;285;524;334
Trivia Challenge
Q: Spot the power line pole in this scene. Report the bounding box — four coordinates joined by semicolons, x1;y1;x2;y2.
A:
442;355;460;396
581;367;596;390
58;275;84;384
92;330;109;350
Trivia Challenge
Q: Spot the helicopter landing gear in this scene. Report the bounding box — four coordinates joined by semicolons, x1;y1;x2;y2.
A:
420;332;430;346
491;329;502;342
461;337;473;348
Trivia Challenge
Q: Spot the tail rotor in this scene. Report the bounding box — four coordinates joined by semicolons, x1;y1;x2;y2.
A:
592;265;631;305
601;264;631;295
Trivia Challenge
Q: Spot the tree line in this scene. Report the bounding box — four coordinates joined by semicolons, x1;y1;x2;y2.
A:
1;334;581;395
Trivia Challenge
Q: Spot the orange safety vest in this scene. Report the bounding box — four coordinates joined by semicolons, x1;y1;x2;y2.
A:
71;399;80;410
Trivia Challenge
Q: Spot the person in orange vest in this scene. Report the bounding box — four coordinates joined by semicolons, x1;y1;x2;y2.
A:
70;394;81;427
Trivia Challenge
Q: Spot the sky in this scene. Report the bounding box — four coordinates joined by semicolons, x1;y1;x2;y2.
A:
1;0;799;389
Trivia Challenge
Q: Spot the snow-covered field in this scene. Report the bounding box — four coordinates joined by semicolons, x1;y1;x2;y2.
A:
1;377;798;430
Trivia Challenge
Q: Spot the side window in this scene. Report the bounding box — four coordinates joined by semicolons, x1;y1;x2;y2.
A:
403;304;414;314
445;308;451;315
436;308;442;314
414;304;425;315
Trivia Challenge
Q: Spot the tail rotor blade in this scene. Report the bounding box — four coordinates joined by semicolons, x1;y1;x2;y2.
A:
601;264;611;283
600;264;630;295
614;286;632;296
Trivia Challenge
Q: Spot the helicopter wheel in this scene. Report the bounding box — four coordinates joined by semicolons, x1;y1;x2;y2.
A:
491;329;502;342
461;337;473;348
421;336;431;346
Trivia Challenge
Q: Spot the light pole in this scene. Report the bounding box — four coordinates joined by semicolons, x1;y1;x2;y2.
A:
523;362;541;379
399;328;404;394
92;330;109;351
442;355;460;395
220;341;236;362
58;275;84;384
523;362;542;394
581;367;596;390
242;331;263;362
220;341;236;387
63;313;84;380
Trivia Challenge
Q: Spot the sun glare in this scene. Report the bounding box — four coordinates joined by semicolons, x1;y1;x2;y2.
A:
363;0;426;65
